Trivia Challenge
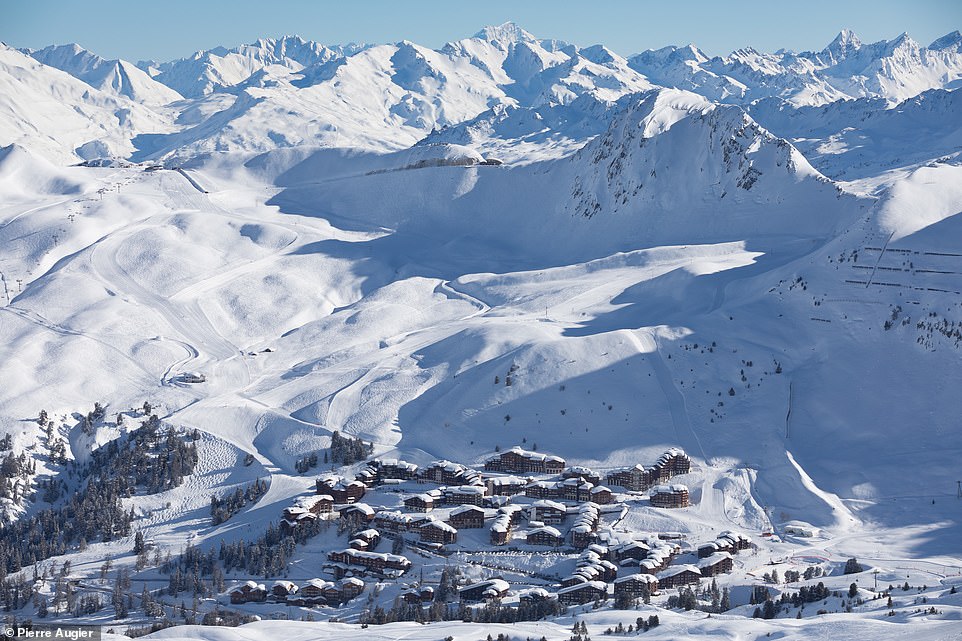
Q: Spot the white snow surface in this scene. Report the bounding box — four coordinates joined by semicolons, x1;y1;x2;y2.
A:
1;21;961;641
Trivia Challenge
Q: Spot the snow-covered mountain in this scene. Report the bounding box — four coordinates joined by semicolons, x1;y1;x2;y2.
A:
630;29;962;106
0;43;174;163
26;43;183;105
137;35;368;98
1;21;961;641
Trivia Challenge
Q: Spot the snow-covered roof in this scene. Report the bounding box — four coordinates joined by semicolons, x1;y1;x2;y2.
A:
697;552;733;568
341;577;365;587
528;526;562;537
444;485;486;495
422;519;457;533
450;504;485;516
614;573;658;585
303;578;334;589
557;580;607;594
230;580;264;593
338;502;375;515
460;578;510;593
531;499;566;512
651;484;689;493
656;564;701;578
487;475;528;485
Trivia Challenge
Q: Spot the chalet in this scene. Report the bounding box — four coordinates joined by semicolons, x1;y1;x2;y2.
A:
317;476;366;504
322;583;344;603
649;484;690;508
527;526;564;547
485;475;529;496
529;499;567;524
613;574;659;598
290;494;334;515
559;477;595;502
449;505;486;529
560;574;590;588
270;580;298;601
562;466;601;485
401;590;422;604
606;464;652;492
299;578;333;603
718;531;753;551
403;494;435;512
637;558;662;574
484;447;566;474
656;564;702;588
349;537;370;551
576;558;617;582
374;510;430;533
589;485;614;505
519;588;553;604
337;503;376;526
326;549;411;577
611;541;650;562
657;448;691;475
557;580;607;605
340;577;365;600
441;485;487;506
420;519;458;544
459;578;510;602
371;458;419;481
355;467;378;487
490;522;510;545
501;504;526;524
420;460;473;485
279;510;317;535
570;503;601;549
352;528;380;549
697;552;734;577
525;480;559;499
229;581;267;604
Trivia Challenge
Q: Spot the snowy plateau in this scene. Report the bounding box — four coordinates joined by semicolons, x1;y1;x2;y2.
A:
0;21;961;641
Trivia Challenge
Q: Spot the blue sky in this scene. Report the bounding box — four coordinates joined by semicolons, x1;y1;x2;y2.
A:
3;0;960;61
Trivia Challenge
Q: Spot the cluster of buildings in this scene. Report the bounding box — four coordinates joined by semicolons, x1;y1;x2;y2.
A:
229;577;365;606
249;444;712;613
325;548;412;579
605;448;692;492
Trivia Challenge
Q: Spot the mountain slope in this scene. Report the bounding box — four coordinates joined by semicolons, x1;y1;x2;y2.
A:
0;44;176;163
27;43;183;105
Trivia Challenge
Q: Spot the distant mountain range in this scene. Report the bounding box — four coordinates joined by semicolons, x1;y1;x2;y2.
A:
2;23;960;165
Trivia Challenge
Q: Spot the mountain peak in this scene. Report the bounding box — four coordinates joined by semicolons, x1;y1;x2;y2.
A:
825;29;862;56
473;22;537;47
929;30;962;51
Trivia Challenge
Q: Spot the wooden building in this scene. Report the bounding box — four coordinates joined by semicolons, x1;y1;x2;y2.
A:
459;578;510;602
449;505;485;529
316;476;366;504
557;580;607;605
483;447;566;474
649;484;690;508
613;574;659;598
606;464;652;492
441;485;487;506
697;552;734;577
656;564;702;588
529;499;567;524
403;494;436;512
229;581;267;604
420;519;458;544
527;526;564;547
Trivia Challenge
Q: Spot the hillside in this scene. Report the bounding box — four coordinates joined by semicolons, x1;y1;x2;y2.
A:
0;20;959;641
